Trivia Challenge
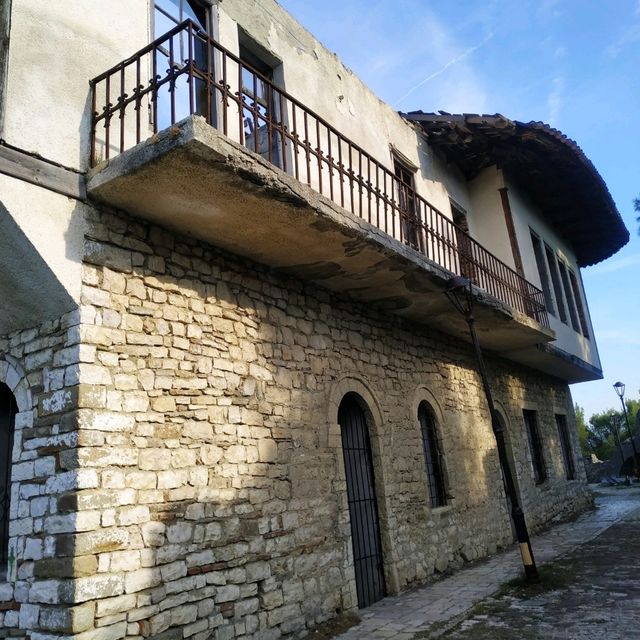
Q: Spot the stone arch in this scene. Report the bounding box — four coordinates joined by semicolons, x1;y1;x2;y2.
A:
0;355;33;583
0;355;33;414
327;375;400;598
410;385;451;508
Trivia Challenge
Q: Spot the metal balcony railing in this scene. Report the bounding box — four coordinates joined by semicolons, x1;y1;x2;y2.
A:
89;21;549;328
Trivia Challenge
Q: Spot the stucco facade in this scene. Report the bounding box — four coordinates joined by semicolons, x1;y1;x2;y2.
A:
0;1;628;639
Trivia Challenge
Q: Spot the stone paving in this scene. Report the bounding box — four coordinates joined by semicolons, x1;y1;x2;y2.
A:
334;487;640;639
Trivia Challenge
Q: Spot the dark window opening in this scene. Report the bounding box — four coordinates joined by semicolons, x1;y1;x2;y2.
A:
523;409;546;484
418;401;447;508
545;244;567;324
557;260;581;333
530;231;555;315
555;414;575;480
393;157;420;250
452;202;476;282
338;393;386;608
0;383;17;569
568;269;590;338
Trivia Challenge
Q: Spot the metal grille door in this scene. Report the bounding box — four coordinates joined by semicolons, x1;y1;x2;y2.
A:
338;394;386;608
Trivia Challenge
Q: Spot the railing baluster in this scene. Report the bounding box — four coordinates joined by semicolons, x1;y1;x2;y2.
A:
292;104;299;181
188;23;195;117
104;75;111;160
220;49;227;133
279;91;287;174
169;36;176;124
88;19;548;328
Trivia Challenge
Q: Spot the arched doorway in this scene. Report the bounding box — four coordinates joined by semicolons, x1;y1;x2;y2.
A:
338;393;386;608
0;383;17;568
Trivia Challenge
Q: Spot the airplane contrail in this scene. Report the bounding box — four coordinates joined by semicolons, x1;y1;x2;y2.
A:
395;32;495;107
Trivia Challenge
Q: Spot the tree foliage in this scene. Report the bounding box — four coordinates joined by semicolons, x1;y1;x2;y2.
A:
576;398;639;461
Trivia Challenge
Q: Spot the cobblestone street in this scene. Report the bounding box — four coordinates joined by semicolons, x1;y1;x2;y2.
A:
333;487;640;640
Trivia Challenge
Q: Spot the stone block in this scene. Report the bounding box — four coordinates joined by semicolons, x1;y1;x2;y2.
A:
38;601;95;633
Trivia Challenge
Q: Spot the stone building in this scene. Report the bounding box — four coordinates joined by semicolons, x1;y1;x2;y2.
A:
0;1;629;638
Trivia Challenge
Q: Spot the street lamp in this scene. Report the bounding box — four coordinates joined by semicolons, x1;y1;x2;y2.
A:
445;276;539;582
613;381;638;478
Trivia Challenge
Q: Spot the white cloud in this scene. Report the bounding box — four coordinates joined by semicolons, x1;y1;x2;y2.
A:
547;75;565;124
596;330;640;346
588;253;640;276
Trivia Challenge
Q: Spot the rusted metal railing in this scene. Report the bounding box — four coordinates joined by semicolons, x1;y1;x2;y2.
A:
89;21;549;328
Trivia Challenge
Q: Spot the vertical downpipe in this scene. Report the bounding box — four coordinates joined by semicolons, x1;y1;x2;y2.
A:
0;0;12;138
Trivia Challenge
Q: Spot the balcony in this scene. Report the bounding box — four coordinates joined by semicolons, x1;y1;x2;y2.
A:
87;21;555;359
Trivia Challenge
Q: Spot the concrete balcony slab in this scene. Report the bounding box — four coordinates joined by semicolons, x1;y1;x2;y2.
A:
87;116;558;362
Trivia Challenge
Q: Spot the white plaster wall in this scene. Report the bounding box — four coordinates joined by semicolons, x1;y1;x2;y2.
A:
506;179;600;370
215;0;462;219
3;0;152;171
467;166;516;269
0;174;86;306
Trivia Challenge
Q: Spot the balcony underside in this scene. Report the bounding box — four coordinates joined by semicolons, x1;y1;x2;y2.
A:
86;116;582;375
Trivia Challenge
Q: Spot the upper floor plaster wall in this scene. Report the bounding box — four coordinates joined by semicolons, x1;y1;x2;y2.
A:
3;0;471;222
215;0;471;220
507;178;600;371
2;0;601;375
2;0;151;171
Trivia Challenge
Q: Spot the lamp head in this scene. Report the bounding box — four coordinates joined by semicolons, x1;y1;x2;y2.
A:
445;276;474;318
613;381;625;399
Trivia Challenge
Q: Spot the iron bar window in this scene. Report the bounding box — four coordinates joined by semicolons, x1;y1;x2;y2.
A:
418;401;447;508
523;409;546;485
555;414;575;480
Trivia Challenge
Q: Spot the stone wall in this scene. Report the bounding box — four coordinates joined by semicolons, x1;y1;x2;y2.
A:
43;202;591;640
0;310;86;638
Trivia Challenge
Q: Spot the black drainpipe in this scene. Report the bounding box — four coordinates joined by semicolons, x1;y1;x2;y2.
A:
0;0;12;137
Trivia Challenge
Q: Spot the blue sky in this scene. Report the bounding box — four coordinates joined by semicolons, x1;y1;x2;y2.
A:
278;0;640;420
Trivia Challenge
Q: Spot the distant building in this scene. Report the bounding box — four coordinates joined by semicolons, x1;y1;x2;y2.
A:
0;1;628;638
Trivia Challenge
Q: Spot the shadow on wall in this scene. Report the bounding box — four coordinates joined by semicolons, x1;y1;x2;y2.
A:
65;210;357;639
0;199;76;336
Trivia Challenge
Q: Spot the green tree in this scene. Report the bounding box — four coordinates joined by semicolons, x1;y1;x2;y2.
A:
586;409;620;461
575;404;590;456
635;196;640;233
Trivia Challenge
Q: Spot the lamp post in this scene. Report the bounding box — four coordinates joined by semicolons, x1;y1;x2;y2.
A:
613;381;638;478
445;276;539;582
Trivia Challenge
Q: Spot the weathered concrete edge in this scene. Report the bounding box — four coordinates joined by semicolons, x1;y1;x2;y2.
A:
87;115;555;343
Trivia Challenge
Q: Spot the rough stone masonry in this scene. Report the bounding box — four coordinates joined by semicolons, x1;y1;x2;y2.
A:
0;203;592;639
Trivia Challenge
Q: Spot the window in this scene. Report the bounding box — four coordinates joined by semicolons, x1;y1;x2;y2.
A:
555;414;575;480
568;269;590;338
530;231;555;315
453;201;475;282
153;0;212;129
544;244;568;324
523;409;546;484
393;157;420;250
418;402;446;507
239;32;283;168
557;260;581;333
0;383;17;569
